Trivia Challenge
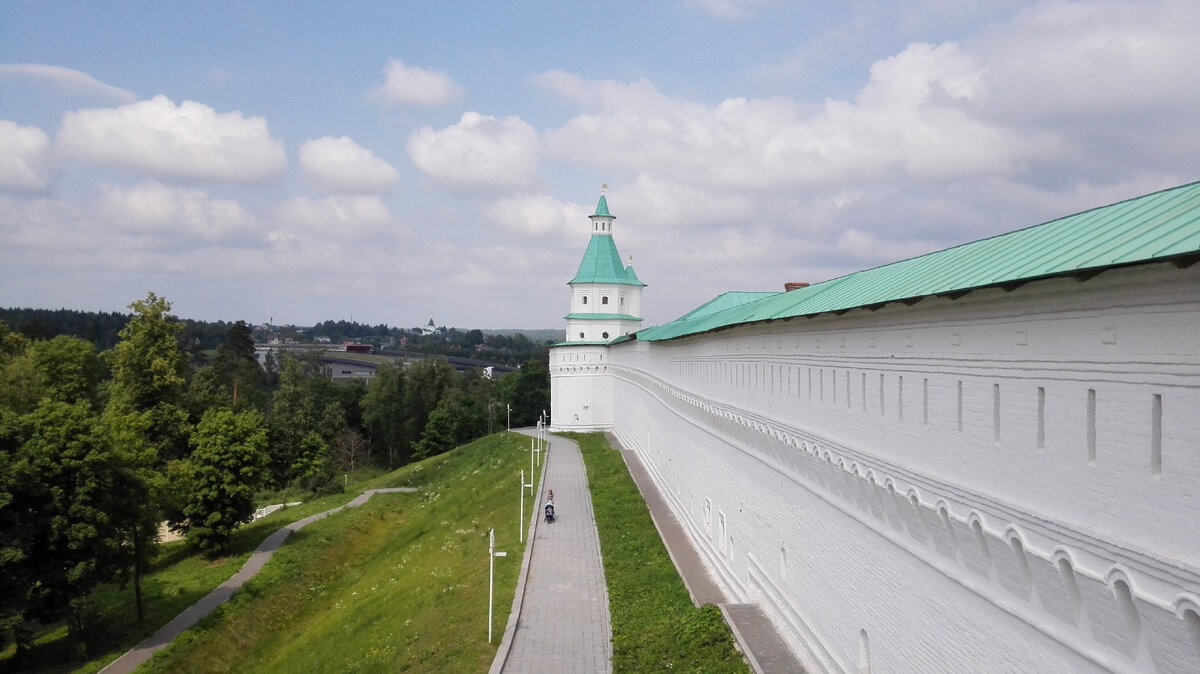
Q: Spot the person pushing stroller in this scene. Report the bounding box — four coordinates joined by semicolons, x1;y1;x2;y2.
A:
544;489;556;523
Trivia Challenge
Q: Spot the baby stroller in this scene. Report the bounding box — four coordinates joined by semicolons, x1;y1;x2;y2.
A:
544;501;556;523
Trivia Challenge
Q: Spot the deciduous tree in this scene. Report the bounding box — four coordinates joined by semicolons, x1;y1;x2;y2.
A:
30;336;104;408
182;408;270;554
11;400;122;652
362;361;407;467
268;355;318;485
499;359;550;427
106;292;190;460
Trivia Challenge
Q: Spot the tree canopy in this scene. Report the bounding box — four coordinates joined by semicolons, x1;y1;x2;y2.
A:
182;408;271;554
0;296;554;657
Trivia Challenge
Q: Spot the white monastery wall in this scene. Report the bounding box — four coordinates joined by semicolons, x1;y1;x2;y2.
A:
605;261;1200;673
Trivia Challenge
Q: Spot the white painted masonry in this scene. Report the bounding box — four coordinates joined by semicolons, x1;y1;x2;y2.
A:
550;190;1200;673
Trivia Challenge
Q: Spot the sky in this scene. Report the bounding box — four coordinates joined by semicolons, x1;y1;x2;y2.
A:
1;1;1198;330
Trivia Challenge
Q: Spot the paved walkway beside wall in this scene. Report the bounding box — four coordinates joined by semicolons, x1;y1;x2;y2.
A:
100;488;416;674
494;431;613;674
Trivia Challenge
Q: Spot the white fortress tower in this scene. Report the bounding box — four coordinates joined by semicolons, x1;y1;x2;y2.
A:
549;191;644;431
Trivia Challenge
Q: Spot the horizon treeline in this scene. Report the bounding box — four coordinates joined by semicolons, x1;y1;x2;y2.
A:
0;307;561;366
0;293;550;661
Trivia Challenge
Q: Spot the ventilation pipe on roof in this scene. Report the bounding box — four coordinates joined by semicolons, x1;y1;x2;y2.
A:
784;282;809;291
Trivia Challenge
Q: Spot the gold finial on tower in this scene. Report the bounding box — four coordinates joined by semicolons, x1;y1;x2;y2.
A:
602;183;608;194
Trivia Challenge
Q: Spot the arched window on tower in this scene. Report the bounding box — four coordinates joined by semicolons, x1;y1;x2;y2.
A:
582;296;588;305
602;296;609;305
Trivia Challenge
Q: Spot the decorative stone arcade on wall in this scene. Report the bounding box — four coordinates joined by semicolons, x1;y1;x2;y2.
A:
549;190;644;432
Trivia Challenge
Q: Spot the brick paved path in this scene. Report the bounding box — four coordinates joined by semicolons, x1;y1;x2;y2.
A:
500;432;612;673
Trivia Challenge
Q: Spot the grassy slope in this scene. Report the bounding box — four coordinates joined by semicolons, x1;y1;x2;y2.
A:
7;429;746;673
2;489;373;673
569;433;749;674
138;432;536;673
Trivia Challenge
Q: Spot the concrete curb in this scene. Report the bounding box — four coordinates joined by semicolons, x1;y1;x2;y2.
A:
99;487;417;674
720;604;770;674
487;428;552;674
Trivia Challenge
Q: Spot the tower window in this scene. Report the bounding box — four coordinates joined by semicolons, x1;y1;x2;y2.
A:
579;332;585;339
582;296;588;305
602;332;609;339
602;296;609;305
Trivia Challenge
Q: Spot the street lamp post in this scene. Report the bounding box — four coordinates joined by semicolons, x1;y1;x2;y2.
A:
488;528;506;643
520;469;533;542
506;404;511;432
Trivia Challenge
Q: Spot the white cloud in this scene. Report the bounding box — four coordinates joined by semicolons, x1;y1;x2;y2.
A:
685;0;771;20
406;112;539;191
0;63;136;102
0;120;54;191
298;136;400;194
617;175;755;228
974;0;1200;121
540;50;1049;192
95;180;256;242
480;194;585;237
963;0;1200;178
57;95;287;183
272;195;394;240
367;59;464;107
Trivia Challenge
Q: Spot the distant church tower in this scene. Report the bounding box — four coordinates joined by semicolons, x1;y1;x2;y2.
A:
549;189;645;431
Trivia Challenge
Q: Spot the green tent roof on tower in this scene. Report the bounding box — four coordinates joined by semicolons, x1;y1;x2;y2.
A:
568;236;646;285
568;194;646;286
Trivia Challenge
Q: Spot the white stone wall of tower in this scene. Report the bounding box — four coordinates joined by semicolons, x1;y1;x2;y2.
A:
549;344;614;431
600;261;1200;673
569;284;643;319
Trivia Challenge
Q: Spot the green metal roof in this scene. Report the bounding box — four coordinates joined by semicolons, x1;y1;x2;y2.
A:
637;181;1200;342
594;195;611;217
674;291;781;321
568;233;647;286
564;312;644;321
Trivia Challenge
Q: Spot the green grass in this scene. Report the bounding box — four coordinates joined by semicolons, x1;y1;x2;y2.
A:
568;433;749;674
0;431;535;666
6;431;744;673
138;432;536;673
1;487;371;674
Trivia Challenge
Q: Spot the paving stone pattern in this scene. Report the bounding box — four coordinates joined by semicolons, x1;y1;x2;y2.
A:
501;433;613;673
